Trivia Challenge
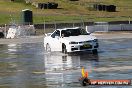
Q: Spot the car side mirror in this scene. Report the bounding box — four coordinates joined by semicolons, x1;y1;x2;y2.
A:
55;36;60;39
61;34;64;38
45;33;52;36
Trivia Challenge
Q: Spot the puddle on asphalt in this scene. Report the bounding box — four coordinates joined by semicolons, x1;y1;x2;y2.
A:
0;39;132;88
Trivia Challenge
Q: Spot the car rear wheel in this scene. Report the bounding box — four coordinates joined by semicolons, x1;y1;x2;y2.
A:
0;32;4;38
62;44;67;54
92;49;98;54
46;43;51;52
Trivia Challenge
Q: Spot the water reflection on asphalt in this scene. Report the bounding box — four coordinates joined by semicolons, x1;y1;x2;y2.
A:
0;38;132;88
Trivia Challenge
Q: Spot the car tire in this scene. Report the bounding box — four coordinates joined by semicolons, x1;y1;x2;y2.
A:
46;43;51;52
92;49;98;54
62;44;67;54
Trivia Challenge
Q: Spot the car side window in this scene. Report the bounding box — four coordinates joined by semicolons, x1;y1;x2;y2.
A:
51;30;60;38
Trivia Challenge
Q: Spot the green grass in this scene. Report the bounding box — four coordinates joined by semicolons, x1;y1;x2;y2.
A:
0;0;132;25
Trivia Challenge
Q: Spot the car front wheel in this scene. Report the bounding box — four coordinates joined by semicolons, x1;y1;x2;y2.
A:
46;43;51;52
62;44;67;54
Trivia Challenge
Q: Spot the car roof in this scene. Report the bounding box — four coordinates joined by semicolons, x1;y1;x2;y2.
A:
56;27;80;31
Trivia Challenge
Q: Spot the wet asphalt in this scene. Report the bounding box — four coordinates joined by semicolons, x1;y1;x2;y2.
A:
0;38;132;88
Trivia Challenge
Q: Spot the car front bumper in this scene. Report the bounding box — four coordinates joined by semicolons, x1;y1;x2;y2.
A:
67;42;99;53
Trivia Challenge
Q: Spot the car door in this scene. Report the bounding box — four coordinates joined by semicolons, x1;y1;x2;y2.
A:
49;30;62;51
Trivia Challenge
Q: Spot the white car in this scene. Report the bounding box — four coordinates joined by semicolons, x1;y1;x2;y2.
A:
44;27;99;54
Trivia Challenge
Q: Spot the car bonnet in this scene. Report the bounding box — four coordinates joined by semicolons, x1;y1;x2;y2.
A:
62;35;96;42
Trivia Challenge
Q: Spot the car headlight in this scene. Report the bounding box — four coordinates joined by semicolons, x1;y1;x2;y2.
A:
69;41;78;44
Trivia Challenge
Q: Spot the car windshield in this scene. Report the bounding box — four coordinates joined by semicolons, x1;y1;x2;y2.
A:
61;28;88;37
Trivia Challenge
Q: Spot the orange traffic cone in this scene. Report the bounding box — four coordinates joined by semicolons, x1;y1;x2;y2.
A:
79;67;91;86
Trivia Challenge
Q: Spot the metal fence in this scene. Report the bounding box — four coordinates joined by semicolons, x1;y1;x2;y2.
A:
34;20;89;34
34;20;132;34
1;20;132;37
86;24;132;33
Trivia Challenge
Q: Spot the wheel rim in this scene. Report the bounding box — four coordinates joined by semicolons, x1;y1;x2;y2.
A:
62;45;67;54
46;44;51;52
63;48;67;53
